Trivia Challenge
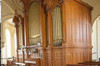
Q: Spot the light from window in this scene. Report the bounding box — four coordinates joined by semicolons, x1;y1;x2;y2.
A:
6;29;11;58
14;33;17;57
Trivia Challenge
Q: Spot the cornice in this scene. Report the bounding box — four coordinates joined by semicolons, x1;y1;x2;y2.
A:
75;0;93;10
63;0;93;10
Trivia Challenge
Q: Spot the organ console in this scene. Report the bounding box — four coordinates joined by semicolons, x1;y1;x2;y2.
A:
13;0;93;66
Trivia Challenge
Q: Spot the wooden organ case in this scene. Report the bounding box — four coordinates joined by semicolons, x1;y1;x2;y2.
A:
13;0;93;66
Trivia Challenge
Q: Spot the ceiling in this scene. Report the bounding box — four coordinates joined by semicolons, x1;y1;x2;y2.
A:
1;0;23;23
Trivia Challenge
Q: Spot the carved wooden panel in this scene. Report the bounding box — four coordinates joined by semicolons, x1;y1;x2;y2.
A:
65;48;91;64
18;50;23;63
53;48;63;66
46;49;51;66
46;48;66;66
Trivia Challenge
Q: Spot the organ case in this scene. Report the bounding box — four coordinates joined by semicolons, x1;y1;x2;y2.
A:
13;0;93;66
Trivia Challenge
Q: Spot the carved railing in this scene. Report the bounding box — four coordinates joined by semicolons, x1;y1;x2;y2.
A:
22;44;42;58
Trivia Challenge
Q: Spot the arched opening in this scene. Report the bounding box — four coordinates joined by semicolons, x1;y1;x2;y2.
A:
1;18;16;64
92;16;100;61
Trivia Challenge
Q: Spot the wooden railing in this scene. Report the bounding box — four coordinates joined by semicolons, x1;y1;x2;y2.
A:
18;50;24;63
22;44;42;58
14;45;42;66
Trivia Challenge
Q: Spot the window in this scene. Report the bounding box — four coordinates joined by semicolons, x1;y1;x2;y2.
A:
6;29;11;58
92;16;100;61
14;33;17;56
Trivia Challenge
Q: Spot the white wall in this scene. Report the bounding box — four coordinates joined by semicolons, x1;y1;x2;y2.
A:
92;16;100;61
92;21;97;60
97;17;100;59
1;19;16;64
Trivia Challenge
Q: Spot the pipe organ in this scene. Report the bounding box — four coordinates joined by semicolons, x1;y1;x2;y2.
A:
52;6;63;47
13;0;93;66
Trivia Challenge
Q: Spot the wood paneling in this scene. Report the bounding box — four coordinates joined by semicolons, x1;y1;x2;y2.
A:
65;48;91;64
46;48;63;66
52;48;63;66
45;0;92;66
64;1;92;48
63;0;92;65
46;49;51;66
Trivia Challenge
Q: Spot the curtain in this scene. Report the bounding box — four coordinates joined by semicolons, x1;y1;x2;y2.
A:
18;25;22;49
28;2;41;45
52;6;63;46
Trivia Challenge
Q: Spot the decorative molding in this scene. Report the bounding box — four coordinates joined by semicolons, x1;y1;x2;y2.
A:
13;9;24;28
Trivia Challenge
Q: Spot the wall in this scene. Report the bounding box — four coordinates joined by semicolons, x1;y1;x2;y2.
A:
92;16;100;61
98;19;100;59
1;19;16;64
82;0;100;22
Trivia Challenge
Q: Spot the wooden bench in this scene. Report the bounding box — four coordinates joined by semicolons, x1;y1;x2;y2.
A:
79;62;100;65
67;64;84;66
67;61;100;66
67;64;93;66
